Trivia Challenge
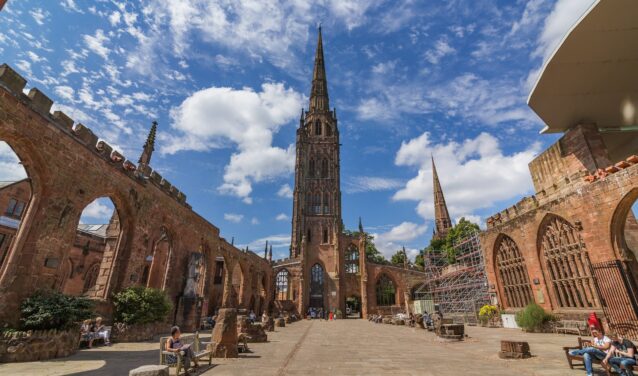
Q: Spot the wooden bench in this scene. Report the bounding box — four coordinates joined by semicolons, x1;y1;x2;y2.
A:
555;320;589;336
78;326;112;348
160;332;213;375
563;337;612;376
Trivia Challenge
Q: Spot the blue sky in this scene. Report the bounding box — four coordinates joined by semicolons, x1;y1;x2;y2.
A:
0;0;597;260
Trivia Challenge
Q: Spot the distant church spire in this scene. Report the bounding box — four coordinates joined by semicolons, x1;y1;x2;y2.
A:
432;156;452;240
138;120;157;166
309;26;329;112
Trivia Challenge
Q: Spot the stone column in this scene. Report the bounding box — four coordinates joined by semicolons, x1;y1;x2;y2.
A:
221;261;234;308
359;236;369;318
210;308;238;358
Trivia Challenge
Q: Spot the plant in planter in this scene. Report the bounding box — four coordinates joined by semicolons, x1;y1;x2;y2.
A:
478;304;499;327
515;302;556;332
112;286;171;325
20;290;94;330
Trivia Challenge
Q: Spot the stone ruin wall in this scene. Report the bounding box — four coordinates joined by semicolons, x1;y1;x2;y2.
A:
0;63;273;329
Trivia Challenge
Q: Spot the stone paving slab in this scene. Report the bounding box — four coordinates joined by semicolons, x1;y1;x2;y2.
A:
0;319;607;375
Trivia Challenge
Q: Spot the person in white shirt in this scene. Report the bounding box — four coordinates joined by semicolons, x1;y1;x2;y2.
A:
569;327;612;376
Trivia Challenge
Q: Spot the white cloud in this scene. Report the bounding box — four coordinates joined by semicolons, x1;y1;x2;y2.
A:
29;8;48;25
109;11;122;26
237;234;290;259
372;222;427;260
424;37;456;65
55;86;75;102
0;142;28;181
344;176;403;194
165;83;303;202
224;213;244;223
277;184;293;198
61;0;84;13
276;213;289;221
251;217;260;225
393;132;541;220
328;0;383;30
533;0;596;61
80;198;114;224
83;29;110;59
26;51;45;63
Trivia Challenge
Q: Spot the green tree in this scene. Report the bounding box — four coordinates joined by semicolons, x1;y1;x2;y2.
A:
112;286;172;325
20;290;94;330
414;252;425;268
343;230;387;264
391;250;407;265
443;217;480;264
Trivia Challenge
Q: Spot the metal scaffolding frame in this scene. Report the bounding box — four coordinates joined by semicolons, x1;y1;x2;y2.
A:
412;230;490;323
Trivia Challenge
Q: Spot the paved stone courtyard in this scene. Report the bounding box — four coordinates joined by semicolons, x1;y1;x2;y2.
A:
0;320;602;375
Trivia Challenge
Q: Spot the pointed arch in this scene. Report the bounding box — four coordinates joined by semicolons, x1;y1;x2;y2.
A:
537;214;599;309
494;234;533;308
275;268;290;300
310;263;325;308
314;120;322;136
322;191;330;214
345;244;359;274
147;226;172;290
321;158;329;178
308;158;316;178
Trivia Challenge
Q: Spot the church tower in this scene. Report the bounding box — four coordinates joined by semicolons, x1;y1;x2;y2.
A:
290;27;342;258
432;156;452;240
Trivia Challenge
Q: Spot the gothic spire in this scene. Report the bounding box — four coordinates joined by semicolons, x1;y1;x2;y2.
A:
268;245;273;261
358;216;364;233
309;26;329;112
432;156;452;240
138;120;157;166
264;240;269;259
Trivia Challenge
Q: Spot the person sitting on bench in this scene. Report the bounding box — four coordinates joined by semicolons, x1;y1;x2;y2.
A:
92;317;111;346
165;326;199;375
603;332;636;376
80;319;95;348
569;327;612;376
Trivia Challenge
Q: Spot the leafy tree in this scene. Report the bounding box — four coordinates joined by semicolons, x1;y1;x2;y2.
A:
391;250;407;266
20;290;94;330
414;252;425;268
343;230;387;264
112;287;172;325
515;303;556;332
443;217;480;264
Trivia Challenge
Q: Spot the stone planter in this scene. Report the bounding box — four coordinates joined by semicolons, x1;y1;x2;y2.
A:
0;329;78;362
111;322;168;343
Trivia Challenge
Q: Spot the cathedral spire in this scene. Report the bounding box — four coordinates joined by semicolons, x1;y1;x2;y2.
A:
309;26;329;112
138;120;157;166
432;156;452;240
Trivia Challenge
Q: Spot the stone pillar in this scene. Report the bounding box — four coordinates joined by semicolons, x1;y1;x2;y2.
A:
210;308;238;358
221;262;234;308
359;237;369;318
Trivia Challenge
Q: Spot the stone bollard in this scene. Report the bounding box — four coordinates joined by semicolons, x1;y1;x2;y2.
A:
275;318;286;327
210;308;239;358
129;365;169;376
263;316;275;332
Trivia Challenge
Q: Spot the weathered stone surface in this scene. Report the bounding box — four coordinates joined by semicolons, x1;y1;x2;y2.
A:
238;316;268;343
129;365;169;376
210;308;238;358
275;318;286;327
0;329;78;362
499;340;532;359
111;322;167;343
262;316;274;332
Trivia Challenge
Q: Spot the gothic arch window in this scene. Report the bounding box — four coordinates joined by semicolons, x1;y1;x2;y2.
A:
539;215;599;309
83;263;100;294
322;228;329;243
322;192;330;214
321;158;329;178
275;269;290;300
309;159;316;178
376;274;396;306
325;124;332;136
311;192;321;214
310;263;324;308
495;235;533;308
345;245;359;274
315;120;322;136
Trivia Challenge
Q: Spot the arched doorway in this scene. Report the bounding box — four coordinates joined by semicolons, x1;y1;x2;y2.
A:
538;215;599;309
309;263;324;309
495;234;533;308
0;141;32;274
345;296;361;318
62;197;120;297
147;227;171;290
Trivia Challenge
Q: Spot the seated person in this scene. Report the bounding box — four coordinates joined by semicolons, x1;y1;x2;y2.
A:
603;332;636;376
569;327;612;376
165;326;199;374
248;310;257;324
92;317;111;346
80;319;95;348
237;324;249;351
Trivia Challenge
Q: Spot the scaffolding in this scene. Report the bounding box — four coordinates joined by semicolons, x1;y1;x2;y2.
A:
412;230;490;324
